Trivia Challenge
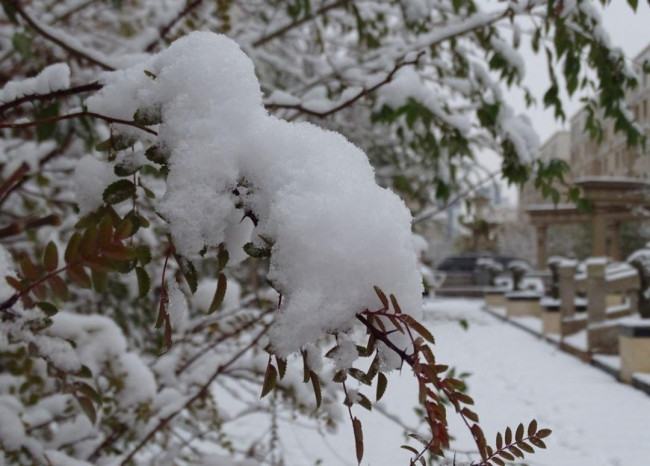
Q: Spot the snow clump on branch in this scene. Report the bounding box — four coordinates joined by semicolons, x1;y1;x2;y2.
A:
86;32;423;361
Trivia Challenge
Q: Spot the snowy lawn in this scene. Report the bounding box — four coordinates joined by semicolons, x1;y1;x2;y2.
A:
235;297;650;466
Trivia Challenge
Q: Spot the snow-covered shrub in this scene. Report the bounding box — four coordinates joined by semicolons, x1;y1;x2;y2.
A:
1;0;642;463
507;260;531;292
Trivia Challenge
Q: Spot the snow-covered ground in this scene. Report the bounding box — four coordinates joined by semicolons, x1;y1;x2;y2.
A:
239;297;650;466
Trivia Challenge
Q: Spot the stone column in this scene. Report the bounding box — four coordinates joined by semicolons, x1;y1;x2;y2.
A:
606;221;621;261
591;212;606;257
536;226;548;270
558;261;577;320
586;258;607;325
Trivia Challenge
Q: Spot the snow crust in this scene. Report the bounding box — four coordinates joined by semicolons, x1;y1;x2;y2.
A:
0;63;69;103
86;32;423;358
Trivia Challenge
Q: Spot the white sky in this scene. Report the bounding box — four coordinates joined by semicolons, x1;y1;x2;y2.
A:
495;2;650;204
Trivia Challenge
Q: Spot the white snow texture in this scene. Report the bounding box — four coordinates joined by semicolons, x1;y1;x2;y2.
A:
86;32;423;358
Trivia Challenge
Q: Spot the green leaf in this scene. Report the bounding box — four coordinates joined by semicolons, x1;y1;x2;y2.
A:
43;241;58;272
36;301;58;317
243;242;271;258
260;362;277;398
1;0;18;23
12;32;32;58
91;270;109;293
77;396;96;424
103;180;136;205
209;272;227;313
133;106;162;126
376;372;387;401
136;267;150;298
135;245;152;265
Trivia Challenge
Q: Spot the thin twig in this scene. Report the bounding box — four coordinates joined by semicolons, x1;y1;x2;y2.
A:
118;324;270;465
145;0;204;52
252;0;350;48
0;111;158;136
267;51;425;119
0;82;103;115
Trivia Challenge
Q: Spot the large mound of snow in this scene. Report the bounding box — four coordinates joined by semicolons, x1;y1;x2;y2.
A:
86;32;423;358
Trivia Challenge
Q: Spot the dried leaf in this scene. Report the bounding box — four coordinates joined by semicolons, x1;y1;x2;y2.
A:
275;356;287;380
400;314;435;343
505;427;512;445
136;267;150;298
260;362;277;398
537;428;552;439
376;372;387;401
528;419;538;436
389;294;402;314
373;285;389;309
310;370;321;408
209;272;227;313
515;423;524;442
529;437;546;449
353;417;364;464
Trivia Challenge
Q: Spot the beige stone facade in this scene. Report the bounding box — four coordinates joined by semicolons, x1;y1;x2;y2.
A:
518;45;650;267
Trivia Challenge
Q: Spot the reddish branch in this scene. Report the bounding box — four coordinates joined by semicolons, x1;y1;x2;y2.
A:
267;51;425;119
7;0;115;70
0;111;158;136
0;162;29;206
0;82;103;115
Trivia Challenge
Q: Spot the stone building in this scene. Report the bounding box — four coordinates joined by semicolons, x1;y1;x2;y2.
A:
519;44;650;268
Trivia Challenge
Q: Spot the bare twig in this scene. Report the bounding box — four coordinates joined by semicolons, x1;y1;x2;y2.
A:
118;324;270;465
145;0;205;52
0;111;158;136
252;0;350;48
267;51;425;119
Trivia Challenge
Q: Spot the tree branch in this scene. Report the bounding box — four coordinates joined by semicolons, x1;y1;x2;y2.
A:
0;111;158;136
117;324;270;465
252;0;350;48
0;82;103;116
144;0;205;52
266;51;425;119
8;0;115;70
